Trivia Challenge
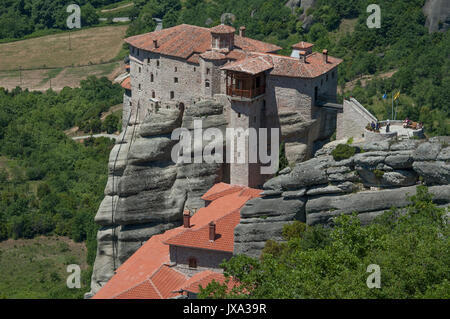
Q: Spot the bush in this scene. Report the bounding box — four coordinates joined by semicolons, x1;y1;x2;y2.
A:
331;144;356;161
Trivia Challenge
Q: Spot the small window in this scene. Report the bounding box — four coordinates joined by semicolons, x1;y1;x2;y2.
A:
147;58;150;63
238;113;241;118
137;49;140;56
206;68;210;75
174;67;177;72
174;77;178;83
194;67;196;72
139;67;141;73
326;74;329;81
188;257;197;268
132;47;135;54
156;60;160;67
170;91;174;99
151;73;154;82
205;80;210;88
332;70;335;79
138;84;141;90
152;91;155;98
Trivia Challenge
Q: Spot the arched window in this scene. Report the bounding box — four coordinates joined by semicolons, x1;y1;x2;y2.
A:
188;257;197;268
152;91;155;98
151;73;154;82
205;80;210;88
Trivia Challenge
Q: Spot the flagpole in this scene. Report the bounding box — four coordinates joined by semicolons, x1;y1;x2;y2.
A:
391;92;394;120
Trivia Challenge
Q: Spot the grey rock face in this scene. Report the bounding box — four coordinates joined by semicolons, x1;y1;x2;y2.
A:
88;100;227;297
263;158;327;191
234;196;306;258
413;161;450;185
413;142;441;161
234;139;450;258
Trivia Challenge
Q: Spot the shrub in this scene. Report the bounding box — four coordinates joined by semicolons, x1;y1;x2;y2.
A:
331;144;356;161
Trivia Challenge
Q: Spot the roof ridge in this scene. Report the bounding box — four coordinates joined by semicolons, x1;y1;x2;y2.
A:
148;277;164;299
111;277;154;299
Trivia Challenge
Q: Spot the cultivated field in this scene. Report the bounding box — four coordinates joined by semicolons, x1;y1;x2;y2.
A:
0;25;128;91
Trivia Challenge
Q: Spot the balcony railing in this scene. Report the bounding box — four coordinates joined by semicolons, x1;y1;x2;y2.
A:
226;86;265;99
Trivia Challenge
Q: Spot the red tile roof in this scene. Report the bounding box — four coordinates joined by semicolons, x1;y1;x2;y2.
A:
124;24;281;64
165;209;241;252
292;41;314;50
221;51;342;78
200;51;227;60
120;76;131;90
210;24;236;34
221;54;273;75
201;182;243;201
113;279;162;299
93;183;261;299
181;270;237;294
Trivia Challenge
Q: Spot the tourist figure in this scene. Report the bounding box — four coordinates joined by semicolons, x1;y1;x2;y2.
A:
375;121;380;131
386;119;390;132
371;121;375;131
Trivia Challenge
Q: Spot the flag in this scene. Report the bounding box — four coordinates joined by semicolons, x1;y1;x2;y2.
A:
382;93;387;99
394;91;400;101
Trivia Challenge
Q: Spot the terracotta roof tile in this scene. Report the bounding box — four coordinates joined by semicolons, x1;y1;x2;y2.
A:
150;265;187;298
200;51;227;60
292;41;314;50
201;182;243;201
221;54;273;75
181;270;239;294
210;24;236;34
120;76;131;90
164;209;241;252
93;183;261;299
113;279;161;299
222;51;342;77
124;24;281;64
234;35;281;53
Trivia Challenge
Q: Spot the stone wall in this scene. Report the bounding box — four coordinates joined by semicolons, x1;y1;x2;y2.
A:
234;138;450;258
337;98;378;141
169;246;231;277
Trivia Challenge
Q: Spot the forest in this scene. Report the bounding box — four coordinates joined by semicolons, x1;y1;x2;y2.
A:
0;77;123;269
199;186;450;299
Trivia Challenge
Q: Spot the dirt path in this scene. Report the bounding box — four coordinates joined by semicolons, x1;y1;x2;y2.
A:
101;2;134;13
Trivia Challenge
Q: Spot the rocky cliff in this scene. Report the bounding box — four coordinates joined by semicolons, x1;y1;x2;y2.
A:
423;0;450;32
235;138;450;258
86;100;227;297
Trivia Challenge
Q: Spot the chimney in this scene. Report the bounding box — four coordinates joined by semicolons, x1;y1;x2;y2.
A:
183;210;191;228
299;50;306;63
153;39;158;48
323;49;328;63
239;26;246;37
209;221;216;241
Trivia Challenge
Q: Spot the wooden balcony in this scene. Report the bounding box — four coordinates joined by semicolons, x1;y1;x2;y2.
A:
226;86;265;99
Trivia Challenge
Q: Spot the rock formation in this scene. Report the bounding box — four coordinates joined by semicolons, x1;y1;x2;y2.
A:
86;100;227;297
423;0;450;33
235;138;450;258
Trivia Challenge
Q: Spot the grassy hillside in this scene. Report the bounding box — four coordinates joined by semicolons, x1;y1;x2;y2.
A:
0;236;89;299
0;25;127;91
0;25;127;71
